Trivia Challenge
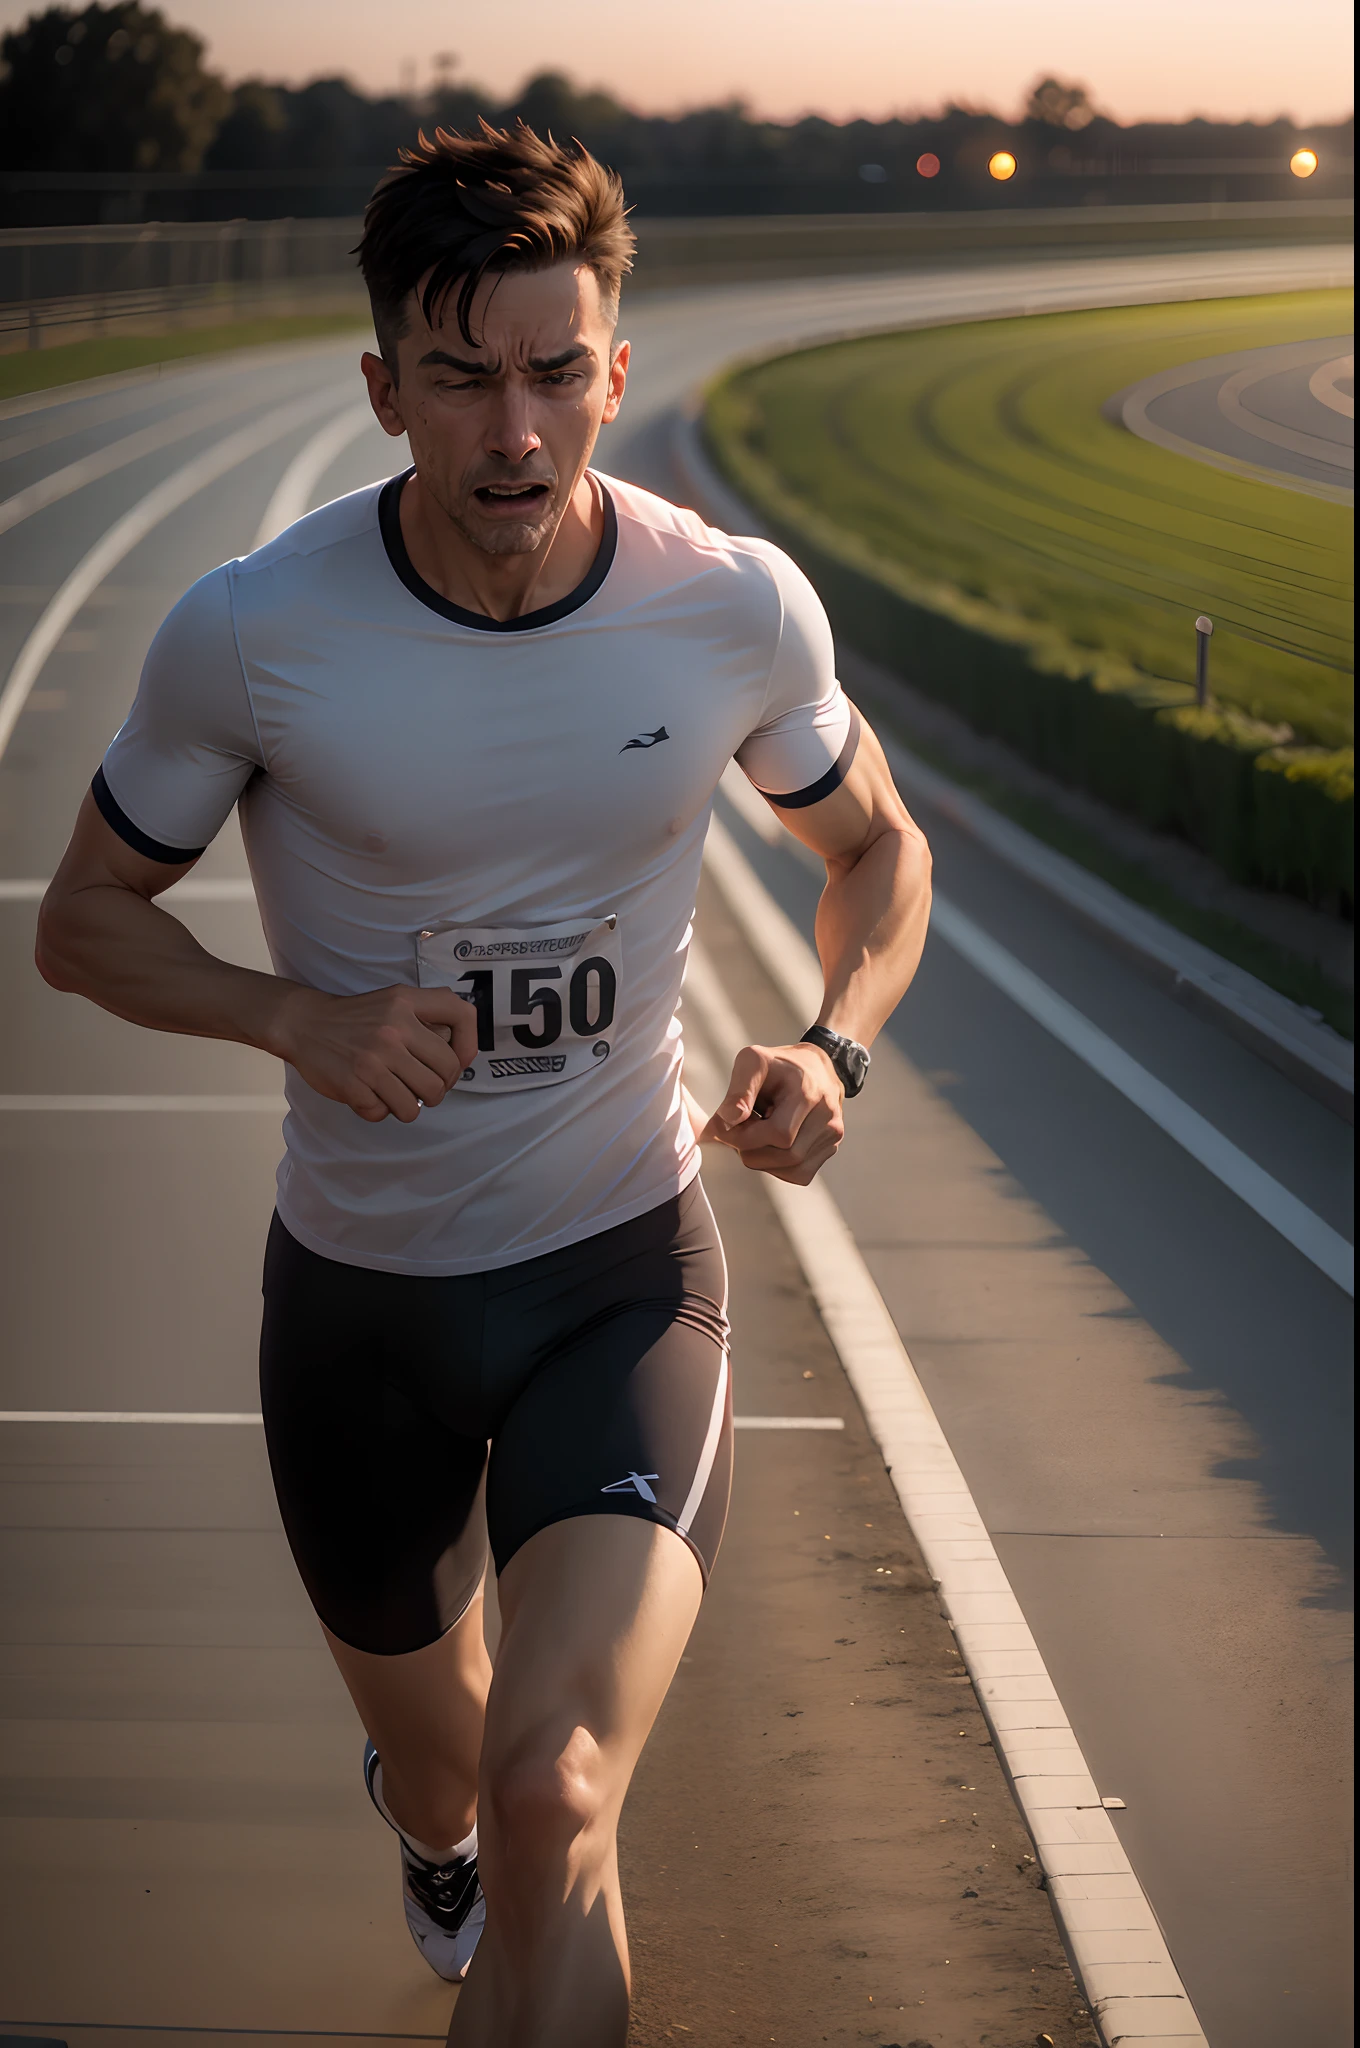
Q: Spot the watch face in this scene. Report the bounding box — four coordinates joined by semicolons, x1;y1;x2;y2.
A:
803;1027;869;1096
843;1043;870;1095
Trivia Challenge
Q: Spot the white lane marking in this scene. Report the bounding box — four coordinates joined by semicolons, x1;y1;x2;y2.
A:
682;939;1208;2047
703;815;1354;1298
0;877;257;902
932;898;1354;1297
0;381;352;765
1309;351;1354;419
0;387;289;541
1217;356;1354;470
724;746;1354;1110
0;1409;842;1430
733;1415;844;1429
0;1095;284;1111
253;399;378;547
0;1411;264;1424
704;811;824;1012
1117;339;1353;504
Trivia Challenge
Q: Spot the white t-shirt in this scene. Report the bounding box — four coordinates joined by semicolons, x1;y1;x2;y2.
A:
97;469;858;1275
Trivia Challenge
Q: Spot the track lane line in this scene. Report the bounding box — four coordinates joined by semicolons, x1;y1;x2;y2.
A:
929;895;1354;1295
0;1411;266;1424
0;385;303;541
0;878;257;900
703;811;1354;1297
0;1410;839;1428
254;399;380;548
1309;352;1354;418
733;1415;844;1429
682;937;1208;2048
0;380;352;764
0;1095;284;1111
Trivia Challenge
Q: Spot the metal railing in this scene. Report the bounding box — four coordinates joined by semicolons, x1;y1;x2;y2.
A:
0;218;368;352
2;198;1353;355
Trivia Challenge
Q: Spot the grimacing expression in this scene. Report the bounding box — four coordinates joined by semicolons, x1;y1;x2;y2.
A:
386;263;627;557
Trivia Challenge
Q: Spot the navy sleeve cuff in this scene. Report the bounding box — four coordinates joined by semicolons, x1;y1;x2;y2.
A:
91;767;206;864
762;709;861;811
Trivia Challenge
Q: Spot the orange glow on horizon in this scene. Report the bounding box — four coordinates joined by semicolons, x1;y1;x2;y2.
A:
1290;147;1319;175
988;151;1018;180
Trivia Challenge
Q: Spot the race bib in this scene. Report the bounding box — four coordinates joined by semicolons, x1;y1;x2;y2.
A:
416;914;622;1094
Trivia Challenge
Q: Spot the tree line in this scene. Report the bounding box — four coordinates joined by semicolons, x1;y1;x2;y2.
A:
0;1;1351;219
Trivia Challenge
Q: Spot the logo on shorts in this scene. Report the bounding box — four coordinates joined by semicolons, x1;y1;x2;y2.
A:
601;1471;660;1503
620;726;669;753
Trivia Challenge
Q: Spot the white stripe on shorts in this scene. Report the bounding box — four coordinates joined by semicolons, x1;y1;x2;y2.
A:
675;1347;729;1538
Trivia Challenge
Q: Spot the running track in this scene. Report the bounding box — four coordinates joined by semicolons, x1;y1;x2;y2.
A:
0;242;1352;2046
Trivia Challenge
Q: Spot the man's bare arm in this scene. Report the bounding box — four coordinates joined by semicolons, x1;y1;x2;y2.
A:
783;715;932;1044
705;713;931;1183
36;792;478;1124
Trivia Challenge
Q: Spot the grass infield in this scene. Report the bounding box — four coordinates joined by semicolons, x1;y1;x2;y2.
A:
0;312;373;405
709;291;1352;749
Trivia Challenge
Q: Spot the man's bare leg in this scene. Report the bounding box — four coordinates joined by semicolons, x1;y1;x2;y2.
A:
449;1515;703;2048
325;1590;492;1850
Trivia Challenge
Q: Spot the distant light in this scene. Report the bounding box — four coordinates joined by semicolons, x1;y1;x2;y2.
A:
915;152;941;179
1290;148;1319;178
858;163;887;184
988;151;1017;182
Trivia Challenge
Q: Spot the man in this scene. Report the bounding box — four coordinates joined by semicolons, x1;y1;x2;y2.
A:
36;124;931;2046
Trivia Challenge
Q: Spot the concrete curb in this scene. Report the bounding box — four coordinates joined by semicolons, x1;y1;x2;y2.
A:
671;402;1355;1122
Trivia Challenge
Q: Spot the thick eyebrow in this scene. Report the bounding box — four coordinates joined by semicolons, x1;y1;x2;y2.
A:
415;343;594;377
526;344;593;373
418;348;495;375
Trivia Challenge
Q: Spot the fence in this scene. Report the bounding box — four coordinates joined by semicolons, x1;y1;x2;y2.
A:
0;218;368;354
2;198;1353;355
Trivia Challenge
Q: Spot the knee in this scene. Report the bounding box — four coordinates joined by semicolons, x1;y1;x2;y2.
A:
484;1724;609;1875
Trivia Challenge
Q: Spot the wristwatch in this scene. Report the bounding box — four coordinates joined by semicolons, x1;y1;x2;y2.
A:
800;1025;870;1098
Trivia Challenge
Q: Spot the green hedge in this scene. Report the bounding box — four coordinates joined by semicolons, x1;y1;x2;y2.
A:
703;405;1354;913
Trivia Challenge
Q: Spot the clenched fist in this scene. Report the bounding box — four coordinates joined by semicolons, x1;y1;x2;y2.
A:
700;1040;845;1185
275;983;480;1124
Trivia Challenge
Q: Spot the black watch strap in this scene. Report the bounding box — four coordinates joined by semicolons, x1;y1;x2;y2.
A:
801;1025;870;1098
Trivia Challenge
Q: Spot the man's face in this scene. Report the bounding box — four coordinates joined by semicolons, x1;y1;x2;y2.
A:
363;262;628;557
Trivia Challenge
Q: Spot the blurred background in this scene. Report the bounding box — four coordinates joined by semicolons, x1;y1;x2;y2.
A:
0;10;1352;2047
0;0;1353;225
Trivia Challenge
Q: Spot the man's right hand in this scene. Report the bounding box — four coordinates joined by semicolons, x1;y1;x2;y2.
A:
274;984;480;1123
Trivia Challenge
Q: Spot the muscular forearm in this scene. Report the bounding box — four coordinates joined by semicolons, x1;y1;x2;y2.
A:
36;883;297;1055
813;822;931;1045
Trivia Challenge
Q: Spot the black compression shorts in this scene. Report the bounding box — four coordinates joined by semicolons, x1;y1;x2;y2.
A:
259;1180;732;1656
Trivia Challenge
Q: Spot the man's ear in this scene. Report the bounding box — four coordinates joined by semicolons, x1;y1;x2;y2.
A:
602;337;630;425
361;350;407;438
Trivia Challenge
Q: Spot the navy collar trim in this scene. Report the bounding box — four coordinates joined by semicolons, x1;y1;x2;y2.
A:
377;468;617;633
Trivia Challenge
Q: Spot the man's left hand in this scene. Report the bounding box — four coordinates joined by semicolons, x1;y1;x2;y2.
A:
701;1041;845;1185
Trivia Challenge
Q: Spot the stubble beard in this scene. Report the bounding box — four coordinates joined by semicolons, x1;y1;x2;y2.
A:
446;478;564;559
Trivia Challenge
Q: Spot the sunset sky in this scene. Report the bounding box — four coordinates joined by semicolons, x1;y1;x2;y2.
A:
0;0;1353;124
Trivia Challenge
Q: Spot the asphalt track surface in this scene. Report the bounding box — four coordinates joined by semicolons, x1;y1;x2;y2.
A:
1117;331;1355;498
0;244;1352;2045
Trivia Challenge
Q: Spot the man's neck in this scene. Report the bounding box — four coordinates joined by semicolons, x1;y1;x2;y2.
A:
398;469;603;622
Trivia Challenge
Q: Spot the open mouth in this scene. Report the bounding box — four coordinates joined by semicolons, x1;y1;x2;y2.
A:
473;481;552;509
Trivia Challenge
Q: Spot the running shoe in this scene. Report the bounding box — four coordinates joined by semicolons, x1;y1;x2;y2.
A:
364;1739;486;1981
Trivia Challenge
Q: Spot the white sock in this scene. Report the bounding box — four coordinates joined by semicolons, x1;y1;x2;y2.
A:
371;1756;477;1867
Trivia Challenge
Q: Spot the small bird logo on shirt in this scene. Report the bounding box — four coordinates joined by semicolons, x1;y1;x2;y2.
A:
620;726;670;753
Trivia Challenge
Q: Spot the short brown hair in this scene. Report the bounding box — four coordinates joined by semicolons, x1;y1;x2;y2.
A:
356;121;635;369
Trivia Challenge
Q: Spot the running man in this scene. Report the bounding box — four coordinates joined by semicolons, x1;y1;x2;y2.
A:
36;124;932;2046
